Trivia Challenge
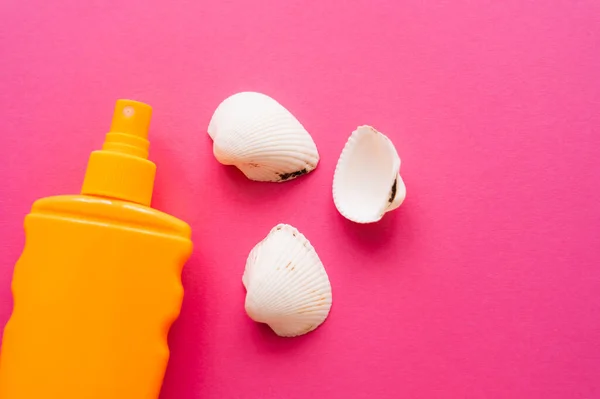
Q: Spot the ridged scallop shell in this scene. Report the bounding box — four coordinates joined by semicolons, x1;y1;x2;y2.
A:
332;125;406;223
242;224;332;337
208;92;320;182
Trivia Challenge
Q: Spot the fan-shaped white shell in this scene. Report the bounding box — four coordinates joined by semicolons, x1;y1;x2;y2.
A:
242;224;332;337
332;125;406;223
208;92;320;182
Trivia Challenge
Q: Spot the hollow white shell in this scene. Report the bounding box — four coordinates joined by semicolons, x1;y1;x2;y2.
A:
332;125;406;223
208;92;320;182
242;224;332;337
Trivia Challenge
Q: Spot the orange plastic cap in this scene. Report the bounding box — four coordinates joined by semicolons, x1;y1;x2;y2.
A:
81;100;157;206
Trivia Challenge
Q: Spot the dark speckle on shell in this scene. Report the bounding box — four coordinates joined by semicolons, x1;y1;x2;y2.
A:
389;178;397;203
278;168;308;181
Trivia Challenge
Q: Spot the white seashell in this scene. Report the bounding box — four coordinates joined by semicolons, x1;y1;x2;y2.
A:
242;224;332;337
207;92;320;182
332;125;406;223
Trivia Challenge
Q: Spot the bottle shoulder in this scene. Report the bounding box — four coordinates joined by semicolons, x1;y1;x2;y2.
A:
30;195;191;239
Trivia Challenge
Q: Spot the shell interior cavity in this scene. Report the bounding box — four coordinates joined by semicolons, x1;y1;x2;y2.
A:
243;224;332;337
208;92;320;182
332;125;406;223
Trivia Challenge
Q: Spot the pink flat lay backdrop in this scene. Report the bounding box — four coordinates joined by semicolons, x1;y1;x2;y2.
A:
1;1;600;398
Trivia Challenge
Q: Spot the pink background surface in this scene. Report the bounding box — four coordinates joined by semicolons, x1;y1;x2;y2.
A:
1;1;600;398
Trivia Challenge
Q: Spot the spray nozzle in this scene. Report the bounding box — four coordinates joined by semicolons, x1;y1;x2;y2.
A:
101;100;153;160
109;100;152;139
81;100;157;206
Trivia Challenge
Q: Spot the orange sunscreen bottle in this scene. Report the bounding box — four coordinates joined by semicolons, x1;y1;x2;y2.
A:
0;100;193;398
